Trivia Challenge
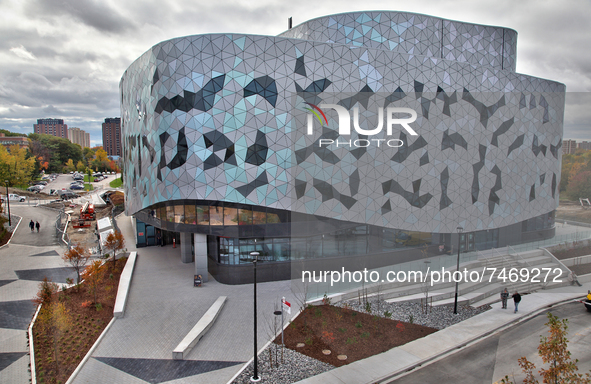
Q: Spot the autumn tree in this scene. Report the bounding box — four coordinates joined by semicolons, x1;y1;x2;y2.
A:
80;260;103;304
501;312;591;384
32;277;59;307
104;229;125;267
566;171;591;200
62;245;90;289
76;160;86;172
0;145;36;186
38;302;70;376
64;158;75;173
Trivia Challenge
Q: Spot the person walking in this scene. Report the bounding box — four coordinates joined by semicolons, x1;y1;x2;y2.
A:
500;288;509;309
512;291;521;313
29;219;34;232
35;221;40;233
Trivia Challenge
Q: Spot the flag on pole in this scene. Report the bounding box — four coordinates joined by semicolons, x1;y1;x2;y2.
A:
282;297;291;314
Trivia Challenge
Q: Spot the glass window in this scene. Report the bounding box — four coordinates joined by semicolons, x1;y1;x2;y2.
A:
253;210;266;225
166;206;175;222
266;212;281;224
209;206;223;226
158;206;166;220
238;208;252;225
185;205;196;225
174;205;184;224
224;207;238;226
197;205;209;225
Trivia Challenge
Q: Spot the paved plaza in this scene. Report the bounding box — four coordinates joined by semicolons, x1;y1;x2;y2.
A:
1;199;590;384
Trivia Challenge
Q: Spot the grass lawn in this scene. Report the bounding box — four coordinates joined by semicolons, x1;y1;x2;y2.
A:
84;183;93;191
109;178;122;188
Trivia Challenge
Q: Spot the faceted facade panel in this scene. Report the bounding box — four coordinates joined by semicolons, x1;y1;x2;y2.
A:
120;11;563;239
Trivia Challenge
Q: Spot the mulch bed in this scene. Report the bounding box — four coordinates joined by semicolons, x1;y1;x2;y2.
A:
278;304;437;367
551;245;591;259
32;257;128;384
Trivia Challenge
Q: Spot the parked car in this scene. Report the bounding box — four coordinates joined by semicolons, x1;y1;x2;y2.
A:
1;194;26;202
27;185;43;192
69;184;84;190
59;191;80;200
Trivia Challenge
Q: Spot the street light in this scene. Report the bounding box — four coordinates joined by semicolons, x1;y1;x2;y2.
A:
250;250;261;382
453;226;463;314
4;180;10;226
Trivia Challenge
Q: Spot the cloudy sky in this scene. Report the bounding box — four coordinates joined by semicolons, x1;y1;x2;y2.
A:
0;0;589;146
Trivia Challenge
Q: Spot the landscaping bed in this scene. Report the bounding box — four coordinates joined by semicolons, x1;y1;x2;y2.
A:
278;304;437;367
32;256;128;384
551;244;591;259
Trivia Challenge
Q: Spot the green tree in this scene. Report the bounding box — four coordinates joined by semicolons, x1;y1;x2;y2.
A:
28;133;83;173
501;312;591;383
76;160;86;172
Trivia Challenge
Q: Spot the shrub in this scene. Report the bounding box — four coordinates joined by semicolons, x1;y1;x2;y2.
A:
355;321;362;328
322;293;332;306
81;300;92;308
384;310;392;318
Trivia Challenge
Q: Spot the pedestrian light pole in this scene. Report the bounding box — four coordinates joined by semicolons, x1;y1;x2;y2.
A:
453;226;463;314
250;251;261;382
4;180;11;226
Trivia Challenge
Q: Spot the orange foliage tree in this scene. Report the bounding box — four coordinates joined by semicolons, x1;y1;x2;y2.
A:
62;244;90;289
501;312;591;383
80;260;103;304
104;229;125;267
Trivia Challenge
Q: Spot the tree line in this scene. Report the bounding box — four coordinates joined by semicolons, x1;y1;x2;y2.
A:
560;150;591;201
0;130;120;187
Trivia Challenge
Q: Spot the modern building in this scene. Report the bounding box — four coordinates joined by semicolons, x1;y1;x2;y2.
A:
120;11;565;284
102;117;122;156
564;139;578;155
68;127;91;148
563;139;591;154
0;133;28;150
33;118;67;139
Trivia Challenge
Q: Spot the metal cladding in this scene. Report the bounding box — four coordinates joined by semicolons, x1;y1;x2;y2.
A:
120;11;564;234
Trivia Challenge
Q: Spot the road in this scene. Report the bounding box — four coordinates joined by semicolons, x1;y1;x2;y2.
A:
389;302;591;384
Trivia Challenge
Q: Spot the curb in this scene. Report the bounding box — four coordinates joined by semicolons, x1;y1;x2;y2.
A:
373;295;585;384
0;214;22;250
29;304;42;384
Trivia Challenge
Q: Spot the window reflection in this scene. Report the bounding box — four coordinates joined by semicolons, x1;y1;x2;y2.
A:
209;206;223;226
238;209;252;225
224;207;238;226
196;206;209;225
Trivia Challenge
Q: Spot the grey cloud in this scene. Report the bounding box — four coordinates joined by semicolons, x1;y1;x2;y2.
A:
26;0;137;34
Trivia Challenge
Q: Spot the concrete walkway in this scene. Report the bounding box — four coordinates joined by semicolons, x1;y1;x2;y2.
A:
71;214;299;384
0;206;73;384
294;283;591;384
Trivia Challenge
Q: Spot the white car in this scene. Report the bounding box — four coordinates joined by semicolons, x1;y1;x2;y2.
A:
1;194;26;202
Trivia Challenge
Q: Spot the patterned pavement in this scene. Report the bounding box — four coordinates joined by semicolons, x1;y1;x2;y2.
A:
0;205;70;384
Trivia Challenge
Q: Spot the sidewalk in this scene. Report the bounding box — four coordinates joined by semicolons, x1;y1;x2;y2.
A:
71;214;299;384
294;283;591;384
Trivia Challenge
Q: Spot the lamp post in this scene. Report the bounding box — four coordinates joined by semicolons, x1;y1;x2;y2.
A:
453;226;463;314
4;181;10;226
250;251;261;382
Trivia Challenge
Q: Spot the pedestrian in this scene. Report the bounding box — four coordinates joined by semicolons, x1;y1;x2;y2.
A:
512;291;521;313
35;221;40;233
500;288;509;309
29;219;34;232
587;290;591;301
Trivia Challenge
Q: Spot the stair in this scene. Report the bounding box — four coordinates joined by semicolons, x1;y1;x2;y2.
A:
332;247;572;308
